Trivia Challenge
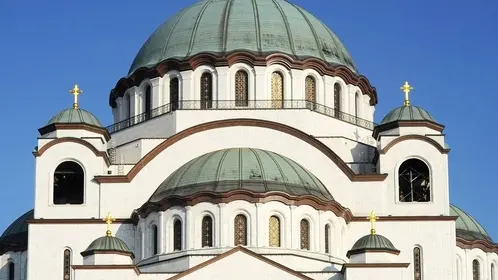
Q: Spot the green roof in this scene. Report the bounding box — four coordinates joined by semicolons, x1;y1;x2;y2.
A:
149;148;334;203
380;105;436;125
0;209;33;254
47;108;102;127
129;0;356;75
347;234;399;257
81;235;134;258
450;204;491;242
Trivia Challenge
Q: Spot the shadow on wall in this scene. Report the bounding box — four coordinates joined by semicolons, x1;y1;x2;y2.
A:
0;260;14;280
349;135;377;175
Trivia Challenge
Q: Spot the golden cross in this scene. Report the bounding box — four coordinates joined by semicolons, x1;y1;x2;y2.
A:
103;212;115;236
400;81;413;107
368;210;378;235
69;84;83;109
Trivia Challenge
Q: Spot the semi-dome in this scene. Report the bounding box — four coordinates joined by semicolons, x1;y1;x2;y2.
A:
149;148;334;203
129;0;356;75
347;234;399;257
0;209;33;254
380;105;436;125
81;235;134;258
450;204;492;242
47;108;102;127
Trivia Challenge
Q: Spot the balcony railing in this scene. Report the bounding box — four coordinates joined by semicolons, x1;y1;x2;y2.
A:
106;100;377;134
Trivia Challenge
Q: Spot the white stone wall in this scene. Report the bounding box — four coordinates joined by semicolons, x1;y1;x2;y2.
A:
0;251;27;280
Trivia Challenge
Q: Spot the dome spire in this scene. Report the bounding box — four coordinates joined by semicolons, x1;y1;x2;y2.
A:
368;210;378;235
103;212;115;236
400;81;413;107
69;84;83;109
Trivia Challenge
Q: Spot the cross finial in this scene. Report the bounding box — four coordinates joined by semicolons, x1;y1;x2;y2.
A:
69;84;83;109
368;210;378;235
103;212;115;236
400;81;413;107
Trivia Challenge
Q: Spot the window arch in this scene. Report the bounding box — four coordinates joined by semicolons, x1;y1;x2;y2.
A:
170;77;179;111
144;85;152;120
413;247;422;280
334;83;341;115
473;259;480;280
300;219;310;250
324;224;330;254
271;72;284;108
355;92;360;119
151;224;158;255
200;72;213;109
173;220;182;251
268;216;281;247
399;159;431;202
63;249;71;280
235;70;249;107
234;214;247;246
201;216;213;247
8;261;14;280
53;161;84;205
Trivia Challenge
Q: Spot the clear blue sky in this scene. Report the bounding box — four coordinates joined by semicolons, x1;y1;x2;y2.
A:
0;0;497;239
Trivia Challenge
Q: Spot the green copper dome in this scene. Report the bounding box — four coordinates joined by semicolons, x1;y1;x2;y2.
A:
0;209;33;254
81;235;134;258
149;148;334;203
380;105;436;125
47;108;102;127
450;204;492;242
347;234;399;257
129;0;356;74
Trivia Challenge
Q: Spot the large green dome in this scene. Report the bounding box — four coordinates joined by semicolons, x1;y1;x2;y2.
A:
450;204;492;242
0;209;33;254
149;148;334;203
129;0;356;74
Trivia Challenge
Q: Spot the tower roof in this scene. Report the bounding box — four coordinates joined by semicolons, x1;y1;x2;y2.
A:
47;108;102;127
380;105;436;125
451;204;492;242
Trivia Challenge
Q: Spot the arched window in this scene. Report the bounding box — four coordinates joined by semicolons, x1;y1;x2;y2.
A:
300;219;310;250
305;76;316;110
200;72;213;109
8;262;14;280
53;161;84;205
355;92;360;119
63;249;71;280
473;259;480;280
174;220;182;251
152;224;158;255
334;83;341;116
268;216;281;247
492;263;496;280
413;247;422;280
324;224;330;254
234;214;247;246
202;216;213;247
399;159;431;202
170;77;179;111
271;72;284;108
235;70;248;107
144;85;152;120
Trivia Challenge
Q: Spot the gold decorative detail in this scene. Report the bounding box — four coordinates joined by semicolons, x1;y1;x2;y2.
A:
103;212;115;236
63;249;71;280
300;219;310;250
413;247;422;280
69;84;83;109
235;70;249;107
334;83;341;117
324;224;330;254
173;220;182;251
473;259;480;280
305;76;316;103
200;73;213;109
234;215;247;246
271;72;283;108
368;211;378;235
269;216;281;247
400;81;413;107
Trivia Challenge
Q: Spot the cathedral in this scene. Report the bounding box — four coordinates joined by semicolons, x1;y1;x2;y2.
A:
0;0;494;279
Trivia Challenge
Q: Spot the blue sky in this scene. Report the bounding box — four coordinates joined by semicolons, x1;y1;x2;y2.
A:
0;0;497;239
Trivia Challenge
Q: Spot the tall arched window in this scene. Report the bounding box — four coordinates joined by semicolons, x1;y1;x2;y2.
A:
271;72;284;108
174;220;182;251
492;263;496;280
300;219;310;250
399;159;431;202
144;85;152;120
355;92;360;119
202;216;213;247
63;249;71;280
305;76;316;110
53;161;84;205
473;259;480;280
152;225;158;255
413;247;422;280
234;215;247;246
324;224;330;254
268;216;281;247
334;83;341;116
235;70;248;107
170;77;179;111
8;262;14;280
200;72;213;109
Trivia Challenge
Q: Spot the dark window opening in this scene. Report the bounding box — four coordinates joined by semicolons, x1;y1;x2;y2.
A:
145;85;152;120
152;225;158;255
201;216;213;247
8;262;14;280
235;70;248;107
200;73;213;109
324;224;330;254
300;219;310;250
53;161;84;205
174;220;182;251
473;259;480;280
234;215;247;246
399;159;431;202
170;78;179;111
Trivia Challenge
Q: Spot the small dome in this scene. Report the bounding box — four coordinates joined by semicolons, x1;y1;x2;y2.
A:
47;108;102;127
81;236;134;258
0;209;33;254
380;105;436;125
347;234;399;257
149;148;334;203
129;0;356;75
450;204;492;242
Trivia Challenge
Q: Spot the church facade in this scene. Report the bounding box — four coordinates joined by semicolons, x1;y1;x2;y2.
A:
0;0;494;279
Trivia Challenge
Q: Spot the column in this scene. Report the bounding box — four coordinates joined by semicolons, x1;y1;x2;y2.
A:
218;203;227;246
185;206;193;249
158;212;165;254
